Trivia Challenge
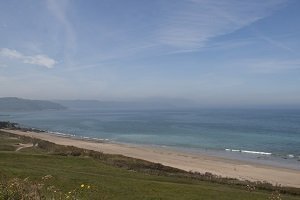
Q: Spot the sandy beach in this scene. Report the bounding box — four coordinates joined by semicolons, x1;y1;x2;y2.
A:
2;129;300;188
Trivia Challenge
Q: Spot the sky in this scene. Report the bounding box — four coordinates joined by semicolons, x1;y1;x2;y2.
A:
0;0;300;107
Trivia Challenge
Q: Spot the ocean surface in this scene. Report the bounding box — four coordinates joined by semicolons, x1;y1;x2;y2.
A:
1;109;300;169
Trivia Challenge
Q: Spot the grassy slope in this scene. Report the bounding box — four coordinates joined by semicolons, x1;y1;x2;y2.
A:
0;132;299;200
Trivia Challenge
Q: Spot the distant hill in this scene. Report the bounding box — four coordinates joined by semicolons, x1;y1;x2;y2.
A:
54;99;179;110
0;97;66;111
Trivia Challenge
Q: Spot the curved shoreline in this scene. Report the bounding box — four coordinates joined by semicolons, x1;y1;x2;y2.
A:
2;128;300;188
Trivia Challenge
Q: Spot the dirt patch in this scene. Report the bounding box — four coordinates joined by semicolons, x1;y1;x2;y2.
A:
15;143;33;151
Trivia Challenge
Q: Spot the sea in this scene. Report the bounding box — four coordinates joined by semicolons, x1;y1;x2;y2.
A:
1;109;300;169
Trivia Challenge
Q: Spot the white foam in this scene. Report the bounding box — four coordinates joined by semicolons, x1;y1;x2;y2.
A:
225;148;271;155
48;131;75;137
91;137;107;141
241;150;272;155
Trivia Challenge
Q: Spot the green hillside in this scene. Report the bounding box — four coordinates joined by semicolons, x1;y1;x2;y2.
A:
0;131;299;200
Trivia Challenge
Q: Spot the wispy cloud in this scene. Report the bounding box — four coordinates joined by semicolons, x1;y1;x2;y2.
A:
248;60;300;74
0;48;56;68
46;0;76;62
157;0;286;51
40;0;288;69
231;58;300;74
0;63;8;68
250;29;295;53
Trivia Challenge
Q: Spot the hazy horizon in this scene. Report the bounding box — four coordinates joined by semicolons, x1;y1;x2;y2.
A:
1;0;300;107
1;96;300;110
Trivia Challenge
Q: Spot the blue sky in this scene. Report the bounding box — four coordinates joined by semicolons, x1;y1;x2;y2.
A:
0;0;299;107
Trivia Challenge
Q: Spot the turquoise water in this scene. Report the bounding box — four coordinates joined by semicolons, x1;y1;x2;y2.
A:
1;109;300;169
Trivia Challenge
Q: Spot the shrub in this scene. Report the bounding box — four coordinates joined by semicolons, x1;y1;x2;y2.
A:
0;174;97;200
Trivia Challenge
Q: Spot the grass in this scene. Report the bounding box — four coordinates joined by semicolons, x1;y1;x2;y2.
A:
0;131;300;200
0;134;20;151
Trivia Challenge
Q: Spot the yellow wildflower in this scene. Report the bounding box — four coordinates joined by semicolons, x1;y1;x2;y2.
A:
81;184;84;188
87;185;90;189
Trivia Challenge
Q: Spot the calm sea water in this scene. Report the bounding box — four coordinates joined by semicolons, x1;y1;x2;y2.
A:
1;109;300;169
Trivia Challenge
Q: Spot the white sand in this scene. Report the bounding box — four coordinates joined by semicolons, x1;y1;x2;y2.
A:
2;129;300;188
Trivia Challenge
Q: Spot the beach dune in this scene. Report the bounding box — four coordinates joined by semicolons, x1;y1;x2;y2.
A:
2;129;300;188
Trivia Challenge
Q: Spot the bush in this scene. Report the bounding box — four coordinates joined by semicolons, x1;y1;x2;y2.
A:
0;174;97;200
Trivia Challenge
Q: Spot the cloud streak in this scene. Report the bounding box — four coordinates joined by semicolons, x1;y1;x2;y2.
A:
157;0;286;51
47;0;76;63
0;48;56;68
251;29;295;53
246;59;300;74
227;58;300;74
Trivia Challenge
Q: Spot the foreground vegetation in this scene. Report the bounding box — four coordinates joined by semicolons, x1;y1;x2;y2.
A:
0;130;300;199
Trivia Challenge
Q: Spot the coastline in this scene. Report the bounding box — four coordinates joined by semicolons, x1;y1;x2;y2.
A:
2;128;300;188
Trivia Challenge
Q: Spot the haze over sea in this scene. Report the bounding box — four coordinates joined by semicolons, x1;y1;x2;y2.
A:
1;108;300;169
